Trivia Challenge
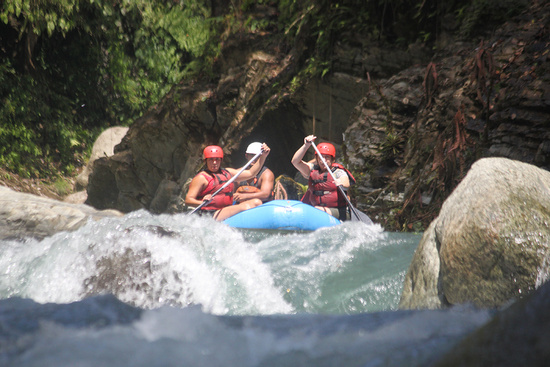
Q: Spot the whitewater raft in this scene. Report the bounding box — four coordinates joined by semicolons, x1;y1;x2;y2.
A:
223;199;341;231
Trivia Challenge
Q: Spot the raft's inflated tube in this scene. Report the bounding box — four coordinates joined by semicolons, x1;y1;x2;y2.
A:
223;200;341;231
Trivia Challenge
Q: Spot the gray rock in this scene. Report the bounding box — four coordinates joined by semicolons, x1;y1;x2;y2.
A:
0;186;123;241
399;221;447;309
63;190;88;204
400;157;550;309
431;280;550;367
76;126;128;190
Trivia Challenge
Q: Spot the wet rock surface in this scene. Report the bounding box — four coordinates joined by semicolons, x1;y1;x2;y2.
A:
399;158;550;310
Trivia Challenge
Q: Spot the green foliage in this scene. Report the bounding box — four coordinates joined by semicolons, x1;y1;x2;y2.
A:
0;0;79;36
276;0;523;77
53;177;72;196
380;129;404;161
277;0;375;79
0;0;220;178
0;58;94;177
244;15;271;33
275;0;451;79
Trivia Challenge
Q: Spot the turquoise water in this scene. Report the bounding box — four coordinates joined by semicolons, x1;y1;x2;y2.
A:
0;210;492;366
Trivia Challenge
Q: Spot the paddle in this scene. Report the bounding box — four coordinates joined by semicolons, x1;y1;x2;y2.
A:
310;141;373;224
188;149;263;215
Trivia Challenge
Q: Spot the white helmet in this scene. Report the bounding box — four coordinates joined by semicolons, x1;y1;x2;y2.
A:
246;142;263;155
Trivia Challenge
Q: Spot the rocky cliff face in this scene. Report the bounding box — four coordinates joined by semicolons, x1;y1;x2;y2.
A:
86;2;550;230
344;0;550;229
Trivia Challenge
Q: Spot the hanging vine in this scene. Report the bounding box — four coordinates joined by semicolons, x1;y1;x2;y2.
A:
470;41;496;143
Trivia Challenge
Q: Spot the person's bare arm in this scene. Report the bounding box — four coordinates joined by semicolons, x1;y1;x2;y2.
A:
291;135;316;179
227;143;270;181
185;175;209;206
333;169;350;188
256;169;275;200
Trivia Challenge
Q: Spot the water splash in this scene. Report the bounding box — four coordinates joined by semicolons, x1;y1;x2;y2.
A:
0;211;292;315
0;211;416;316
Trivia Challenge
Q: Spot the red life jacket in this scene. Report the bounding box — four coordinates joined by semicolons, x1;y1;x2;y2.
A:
198;168;234;210
302;163;355;207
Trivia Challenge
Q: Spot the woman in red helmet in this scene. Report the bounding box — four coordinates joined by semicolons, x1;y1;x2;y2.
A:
185;143;270;221
291;135;355;220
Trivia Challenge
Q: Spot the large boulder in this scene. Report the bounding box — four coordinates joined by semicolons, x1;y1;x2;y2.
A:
0;186;122;241
75;126;129;190
85;84;218;213
399;157;550;309
65;127;129;205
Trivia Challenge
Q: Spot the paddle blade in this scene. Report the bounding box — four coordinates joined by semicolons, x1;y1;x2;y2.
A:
349;205;373;225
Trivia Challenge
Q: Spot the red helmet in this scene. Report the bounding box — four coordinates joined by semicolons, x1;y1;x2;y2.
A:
203;145;224;159
315;142;336;158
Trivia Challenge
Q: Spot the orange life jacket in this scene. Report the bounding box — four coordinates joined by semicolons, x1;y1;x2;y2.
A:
238;166;274;202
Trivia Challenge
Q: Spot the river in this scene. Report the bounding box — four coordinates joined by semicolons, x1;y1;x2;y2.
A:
0;210;492;366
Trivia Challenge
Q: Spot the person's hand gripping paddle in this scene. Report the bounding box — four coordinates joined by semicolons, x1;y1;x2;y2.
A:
310;141;373;224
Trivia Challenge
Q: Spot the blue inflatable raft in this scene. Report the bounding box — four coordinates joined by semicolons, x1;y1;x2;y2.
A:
223;200;341;231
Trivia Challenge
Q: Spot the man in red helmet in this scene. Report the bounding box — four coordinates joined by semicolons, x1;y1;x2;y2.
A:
291;135;355;220
185;143;270;221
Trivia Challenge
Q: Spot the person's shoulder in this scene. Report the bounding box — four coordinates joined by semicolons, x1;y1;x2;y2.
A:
220;167;232;174
332;162;347;169
333;167;347;177
196;171;211;180
261;168;275;183
191;171;209;185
